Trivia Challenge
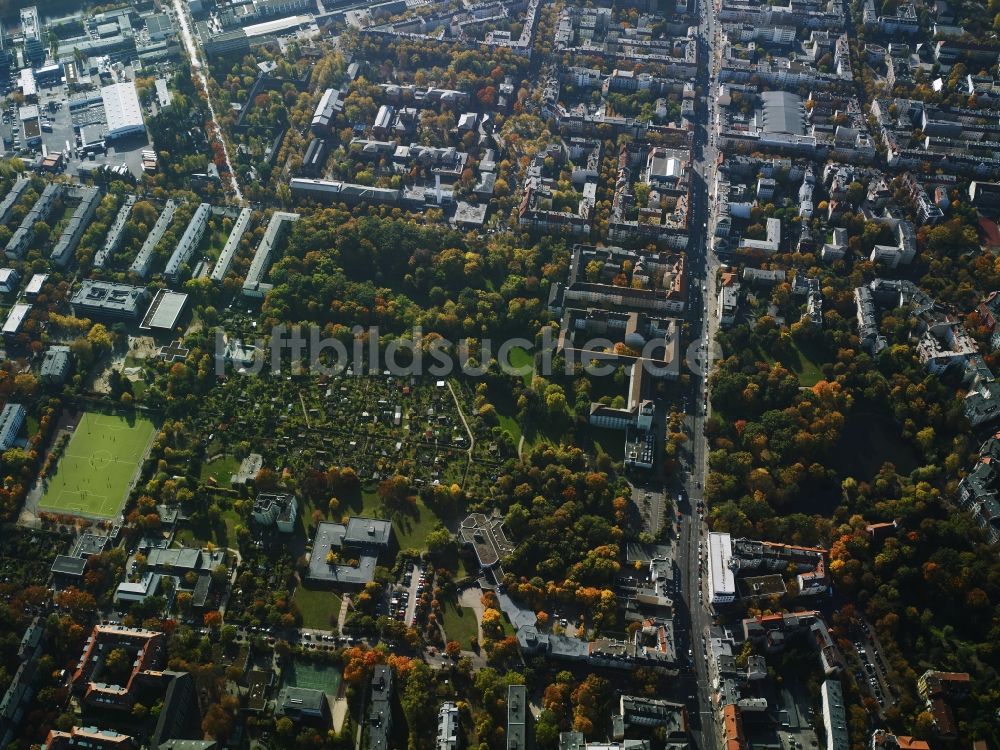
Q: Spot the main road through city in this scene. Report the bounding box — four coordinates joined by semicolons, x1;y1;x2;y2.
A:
169;0;245;205
679;0;723;748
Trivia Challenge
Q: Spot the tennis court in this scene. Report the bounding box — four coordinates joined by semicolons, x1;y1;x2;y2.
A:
284;660;342;695
39;411;156;518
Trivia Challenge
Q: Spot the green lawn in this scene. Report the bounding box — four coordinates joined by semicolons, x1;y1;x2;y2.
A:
331;485;378;516
293;586;343;630
520;415;573;452
392;497;445;551
175;508;242;548
333;486;445;552
204;228;230;260
39;411;155;518
497;412;522;445
505;346;534;386
500;612;515;636
760;340;825;387
441;600;479;645
520;428;552;453
200;454;241;485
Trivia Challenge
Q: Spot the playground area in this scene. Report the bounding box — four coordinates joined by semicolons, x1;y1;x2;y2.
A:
37;411;156;519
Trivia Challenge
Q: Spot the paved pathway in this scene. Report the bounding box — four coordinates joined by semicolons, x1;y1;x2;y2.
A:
336;593;351;633
458;587;485;644
446;381;475;455
331;681;349;733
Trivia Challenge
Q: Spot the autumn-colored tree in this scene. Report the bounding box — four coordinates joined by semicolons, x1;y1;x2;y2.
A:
103;648;131;684
275;717;295;736
481;607;504;641
342;646;386;685
201;695;238;740
254;467;278;491
487;635;519;666
54;587;97;618
571;674;609;738
377;474;413;510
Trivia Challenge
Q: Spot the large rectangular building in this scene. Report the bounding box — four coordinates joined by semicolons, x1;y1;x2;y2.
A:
6;183;64;260
821;680;848;750
130;199;177;278
210;207;253;282
0;404;26;451
708;532;737;605
507;685;527;750
311;88;344;135
306;517;394;587
70;280;149;320
289;178;400;206
368;666;393;750
139;289;188;332
2;304;31;340
94;195;136;268
101;82;145;140
242;211;298;297
164;202;211;283
24;273;47;301
0;178;30;226
276;687;326;720
51;186;102;267
44;726;135;750
437;702;459;750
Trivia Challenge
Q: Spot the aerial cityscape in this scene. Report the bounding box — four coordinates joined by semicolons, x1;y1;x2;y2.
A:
0;0;991;749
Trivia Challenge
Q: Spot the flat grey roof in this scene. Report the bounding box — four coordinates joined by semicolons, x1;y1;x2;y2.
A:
343;516;392;546
71;280;148;317
453;201;487;225
51;555;87;576
0;403;24;450
146;547;206;570
164;202;211;280
306;520;391;586
3;303;30;334
24;273;47;295
760;90;805;136
369;666;393;750
101;81;144;137
278;686;326;711
211;207;253;282
140;289;189;331
507;685;526;750
130;199;177;278
76;532;110;556
191;574;212;608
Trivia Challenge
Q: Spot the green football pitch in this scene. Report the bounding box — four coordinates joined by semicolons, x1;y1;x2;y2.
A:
284;660;342;695
39;411;156;518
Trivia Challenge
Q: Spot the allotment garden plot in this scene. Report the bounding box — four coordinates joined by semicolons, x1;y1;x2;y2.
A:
205;374;510;488
38;411;155;518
